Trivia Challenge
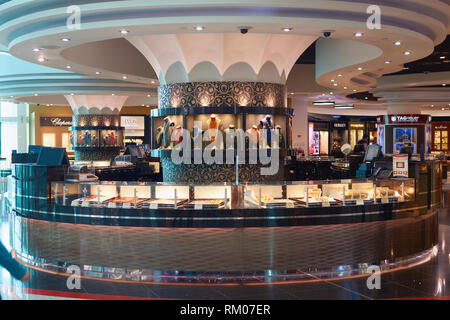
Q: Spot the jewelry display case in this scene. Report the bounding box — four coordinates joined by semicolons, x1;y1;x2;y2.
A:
51;178;415;211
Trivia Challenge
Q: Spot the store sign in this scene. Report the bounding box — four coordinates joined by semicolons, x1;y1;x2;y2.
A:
393;154;409;177
333;123;347;128
380;115;430;124
40;117;73;127
434;125;448;130
313;122;329;131
349;123;365;129
121;116;145;137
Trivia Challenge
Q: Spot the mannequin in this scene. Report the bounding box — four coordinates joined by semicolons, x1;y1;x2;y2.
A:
206;114;222;143
275;125;285;149
109;132;115;146
259;115;273;147
224;124;236;149
155;126;163;149
192;125;202;149
163;116;175;148
173;125;184;145
246;125;260;147
77;134;83;147
288;116;293;148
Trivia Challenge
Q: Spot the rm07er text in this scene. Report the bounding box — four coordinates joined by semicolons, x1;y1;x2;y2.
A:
224;305;270;315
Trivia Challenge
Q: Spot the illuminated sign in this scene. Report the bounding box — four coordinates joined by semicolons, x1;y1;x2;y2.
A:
393;154;408;178
40;117;72;127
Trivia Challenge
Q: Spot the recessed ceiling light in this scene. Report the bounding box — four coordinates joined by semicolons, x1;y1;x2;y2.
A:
394;41;402;46
282;27;292;32
357;67;363;71
122;76;127;79
343;86;348;89
333;83;338;86
331;79;335;82
443;84;447;86
60;38;71;42
95;71;101;75
365;97;368;100
431;105;434;107
37;57;46;62
353;89;357;92
195;26;204;31
147;94;151;97
442;108;445;111
329;92;333;95
66;65;72;69
290;92;294;95
32;48;40;52
34;94;38;96
120;30;129;34
112;94;115;96
354;32;364;37
338;74;342;77
385;60;391;64
403;51;412;55
440;56;446;59
151;80;155;84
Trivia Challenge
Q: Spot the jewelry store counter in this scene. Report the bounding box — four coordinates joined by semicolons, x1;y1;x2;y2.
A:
4;160;442;283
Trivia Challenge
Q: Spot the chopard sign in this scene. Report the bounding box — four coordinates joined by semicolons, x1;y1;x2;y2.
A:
40;117;73;127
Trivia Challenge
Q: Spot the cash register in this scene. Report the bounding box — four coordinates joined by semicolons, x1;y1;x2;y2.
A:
356;144;382;178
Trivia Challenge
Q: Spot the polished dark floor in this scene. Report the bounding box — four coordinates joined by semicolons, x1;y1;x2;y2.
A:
0;191;449;300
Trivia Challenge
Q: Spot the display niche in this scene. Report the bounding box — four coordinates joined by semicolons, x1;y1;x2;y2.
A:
69;114;124;161
151;81;294;183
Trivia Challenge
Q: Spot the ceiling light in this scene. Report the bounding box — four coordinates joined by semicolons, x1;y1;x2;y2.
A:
338;74;342;77
120;30;129;34
151;80;155;84
335;104;354;109
66;65;72;69
353;89;357;92
34;94;38;96
290;92;294;95
195;26;204;31
329;92;333;95
60;38;71;42
282;27;292;32
147;94;151;97
313;100;335;106
112;94;115;96
333;83;338;86
403;51;412;55
95;71;101;75
343;86;348;89
443;84;447;86
365;97;368;100
357;67;363;71
385;60;391;64
122;76;127;79
331;79;335;82
442;108;445;111
70;93;74;96
37;57;46;62
431;105;434;107
440;56;446;59
354;32;364;37
32;48;40;52
394;41;402;46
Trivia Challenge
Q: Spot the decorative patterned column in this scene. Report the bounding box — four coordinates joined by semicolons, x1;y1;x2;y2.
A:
127;33;315;182
65;95;127;161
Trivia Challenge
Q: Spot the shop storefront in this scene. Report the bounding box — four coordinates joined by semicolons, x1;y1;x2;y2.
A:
121;115;150;146
377;114;432;155
348;122;366;150
431;122;450;154
308;122;330;155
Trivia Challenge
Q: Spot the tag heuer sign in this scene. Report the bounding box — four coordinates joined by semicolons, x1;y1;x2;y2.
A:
40;117;73;127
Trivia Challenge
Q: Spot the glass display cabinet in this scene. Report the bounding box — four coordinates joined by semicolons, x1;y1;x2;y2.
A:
51;178;415;210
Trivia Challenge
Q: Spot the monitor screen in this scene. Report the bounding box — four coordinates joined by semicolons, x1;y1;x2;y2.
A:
365;144;381;162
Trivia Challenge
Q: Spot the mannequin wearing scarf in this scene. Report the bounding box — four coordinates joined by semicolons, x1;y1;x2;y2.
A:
274;125;285;149
206;114;222;147
259;115;273;148
224;124;236;150
192;125;202;149
155;126;163;149
172;125;184;145
246;125;260;148
163;116;175;148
